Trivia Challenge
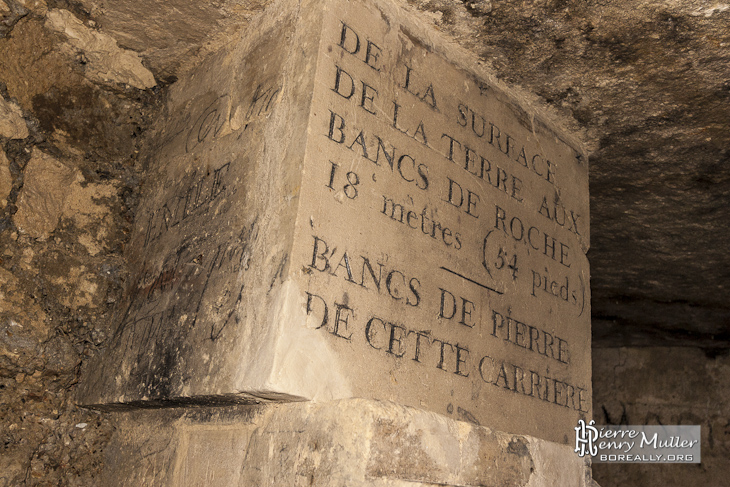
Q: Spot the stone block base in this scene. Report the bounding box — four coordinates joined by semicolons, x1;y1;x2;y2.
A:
101;399;592;486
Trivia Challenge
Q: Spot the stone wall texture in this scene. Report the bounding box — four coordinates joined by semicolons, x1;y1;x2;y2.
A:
0;5;157;484
593;347;730;487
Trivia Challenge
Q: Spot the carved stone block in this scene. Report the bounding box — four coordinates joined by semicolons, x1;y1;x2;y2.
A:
78;0;590;444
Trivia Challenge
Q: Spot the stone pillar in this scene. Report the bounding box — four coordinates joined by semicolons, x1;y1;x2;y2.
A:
77;0;592;483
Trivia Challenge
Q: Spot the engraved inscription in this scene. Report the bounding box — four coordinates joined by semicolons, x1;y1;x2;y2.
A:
85;0;590;445
296;9;590;427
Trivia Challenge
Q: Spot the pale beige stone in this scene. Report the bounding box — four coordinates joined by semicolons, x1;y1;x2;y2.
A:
15;0;47;15
77;233;103;256
50;265;99;309
62;181;116;226
14;149;76;239
78;0;590;445
0;98;28;139
100;399;592;487
0;149;11;209
61;180;116;255
45;9;156;89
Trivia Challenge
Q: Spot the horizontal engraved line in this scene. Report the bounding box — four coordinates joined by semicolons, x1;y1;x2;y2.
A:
439;267;503;295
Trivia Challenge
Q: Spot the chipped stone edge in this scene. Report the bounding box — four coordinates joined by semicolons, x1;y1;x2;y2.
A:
45;8;156;90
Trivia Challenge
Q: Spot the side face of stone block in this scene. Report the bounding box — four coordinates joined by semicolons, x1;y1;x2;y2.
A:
79;0;590;444
77;0;320;404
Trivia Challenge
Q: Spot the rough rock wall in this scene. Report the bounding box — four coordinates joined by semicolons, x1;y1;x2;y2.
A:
593;347;730;487
0;4;158;485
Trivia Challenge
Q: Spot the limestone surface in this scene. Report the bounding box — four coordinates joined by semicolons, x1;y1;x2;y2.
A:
78;0;591;446
0;5;156;484
45;9;156;90
0;98;28;139
100;399;592;487
13;149;76;239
